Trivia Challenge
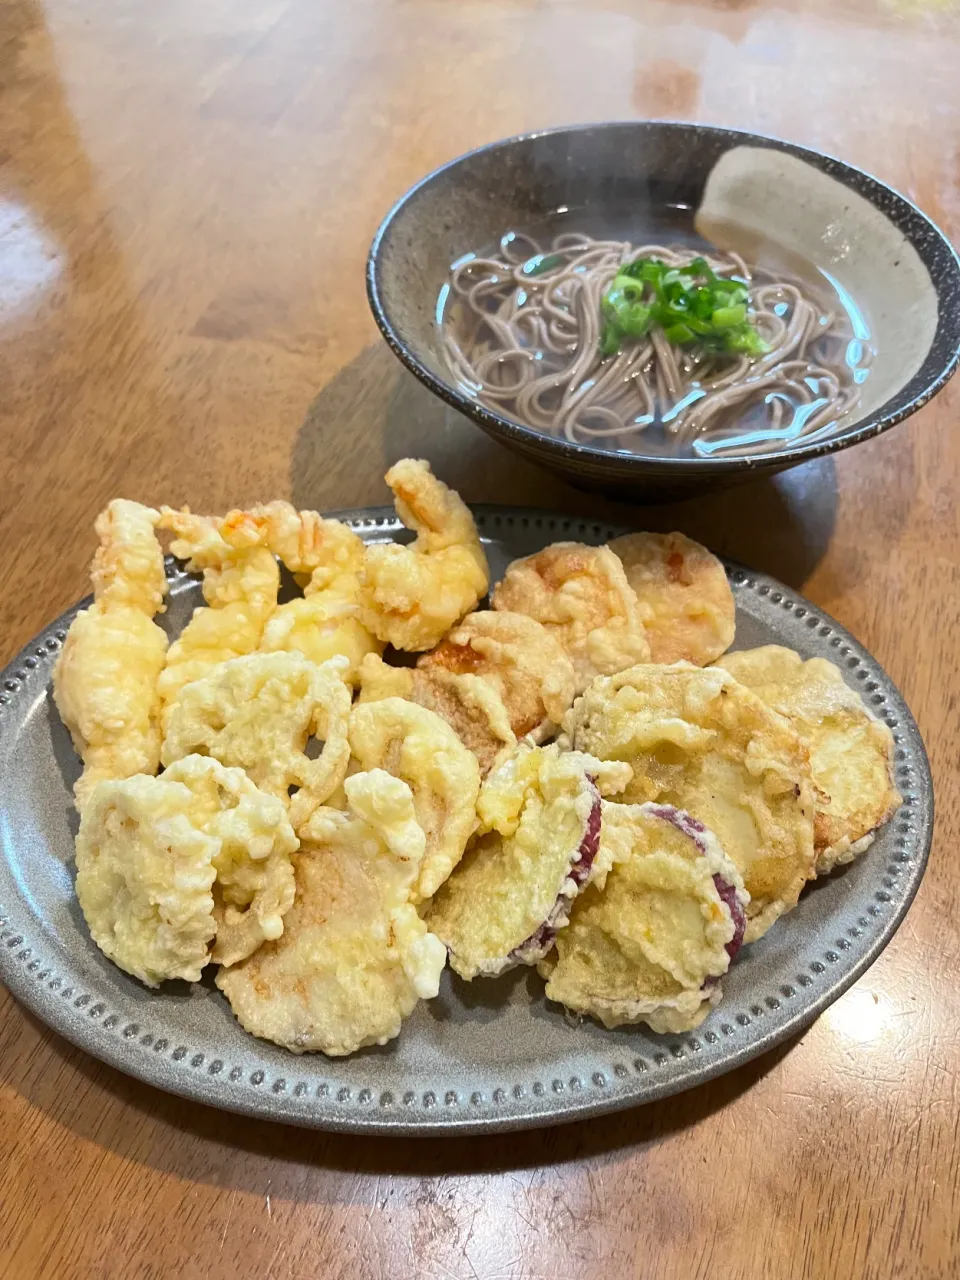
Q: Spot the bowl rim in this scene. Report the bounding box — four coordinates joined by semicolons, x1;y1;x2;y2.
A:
367;119;960;474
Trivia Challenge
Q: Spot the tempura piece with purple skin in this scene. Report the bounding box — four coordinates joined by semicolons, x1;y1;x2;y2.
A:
565;662;816;941
540;801;748;1034
425;744;632;980
53;499;169;808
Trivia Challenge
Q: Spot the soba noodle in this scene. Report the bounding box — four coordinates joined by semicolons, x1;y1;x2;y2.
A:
439;231;869;458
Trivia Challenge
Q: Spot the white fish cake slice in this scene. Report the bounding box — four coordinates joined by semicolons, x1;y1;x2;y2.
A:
76;756;297;985
715;645;902;873
347;696;481;901
161;650;351;829
216;770;447;1056
608;531;735;666
491;542;650;692
540;801;748;1034
425;745;632;979
565;663;816;941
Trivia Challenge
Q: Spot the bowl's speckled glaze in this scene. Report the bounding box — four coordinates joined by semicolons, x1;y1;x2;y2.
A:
367;122;960;499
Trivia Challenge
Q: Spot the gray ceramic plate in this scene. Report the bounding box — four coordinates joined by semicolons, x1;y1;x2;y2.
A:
0;508;932;1135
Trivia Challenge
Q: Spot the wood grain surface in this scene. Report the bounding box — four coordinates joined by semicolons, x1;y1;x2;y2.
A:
1;0;958;1276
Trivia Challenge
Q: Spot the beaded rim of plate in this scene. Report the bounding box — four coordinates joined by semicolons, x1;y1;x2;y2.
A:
0;508;932;1134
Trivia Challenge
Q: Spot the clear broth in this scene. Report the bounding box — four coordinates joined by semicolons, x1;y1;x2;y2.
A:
437;204;873;459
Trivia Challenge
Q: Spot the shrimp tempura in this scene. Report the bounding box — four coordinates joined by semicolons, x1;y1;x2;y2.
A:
359;459;489;651
219;502;382;681
53;500;169;808
156;509;280;716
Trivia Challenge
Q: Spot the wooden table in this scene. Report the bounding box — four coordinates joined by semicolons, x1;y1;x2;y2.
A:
2;0;958;1275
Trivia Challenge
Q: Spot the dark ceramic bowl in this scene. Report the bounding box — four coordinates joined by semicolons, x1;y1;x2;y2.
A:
367;121;960;499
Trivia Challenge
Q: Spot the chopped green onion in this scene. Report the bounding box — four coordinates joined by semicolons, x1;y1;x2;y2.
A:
711;304;747;329
598;254;769;359
524;253;563;276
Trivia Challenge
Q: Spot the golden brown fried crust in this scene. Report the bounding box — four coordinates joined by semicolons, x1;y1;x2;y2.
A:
565;663;816;941
357;654;516;777
491;544;649;692
418;610;576;739
608;531;735;666
714;645;902;873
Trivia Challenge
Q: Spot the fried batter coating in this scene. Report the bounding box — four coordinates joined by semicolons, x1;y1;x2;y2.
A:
157;509;280;713
220;502;382;679
168;755;299;966
540;801;747;1033
491;542;650;692
566;663;816;941
53;500;169;807
358;459;489;651
76;756;297;985
216;770;446;1055
609;531;735;666
425;745;632;979
220;500;364;577
348;696;481;900
358;653;516;776
90;498;169;615
161;651;351;829
715;646;901;873
418;610;577;739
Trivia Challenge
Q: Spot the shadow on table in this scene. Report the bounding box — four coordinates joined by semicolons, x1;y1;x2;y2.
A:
5;1009;802;1186
291;343;837;590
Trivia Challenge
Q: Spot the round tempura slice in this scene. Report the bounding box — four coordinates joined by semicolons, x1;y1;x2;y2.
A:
491;542;650;692
425;744;632;979
358;653;516;776
75;755;298;985
714;645;902;873
216;770;447;1056
566;663;816;941
540;801;748;1034
417;610;577;741
161;650;351;829
608;531;735;665
348;696;481;900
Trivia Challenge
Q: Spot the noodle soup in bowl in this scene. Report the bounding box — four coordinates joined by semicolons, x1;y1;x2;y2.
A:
367;122;960;499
